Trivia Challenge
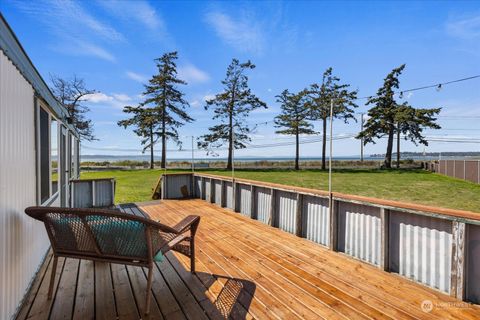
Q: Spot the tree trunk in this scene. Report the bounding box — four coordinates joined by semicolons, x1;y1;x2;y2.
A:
150;125;154;169
384;125;395;169
227;112;233;170
161;107;166;169
396;123;400;169
322;117;327;170
295;128;299;170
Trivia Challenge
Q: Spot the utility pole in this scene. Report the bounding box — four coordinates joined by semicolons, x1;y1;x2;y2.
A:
191;136;194;173
329;99;334;198
396;122;401;169
360;113;364;162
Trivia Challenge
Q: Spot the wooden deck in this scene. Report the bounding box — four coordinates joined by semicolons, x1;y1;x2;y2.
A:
17;199;480;320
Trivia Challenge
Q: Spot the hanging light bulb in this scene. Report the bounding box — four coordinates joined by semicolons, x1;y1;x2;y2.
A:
436;84;442;92
399;91;404;99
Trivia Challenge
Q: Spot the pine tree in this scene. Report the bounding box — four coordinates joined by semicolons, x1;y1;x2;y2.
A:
117;107;158;169
357;65;441;168
306;68;358;170
198;59;267;169
138;52;193;168
274;90;315;170
393;103;441;167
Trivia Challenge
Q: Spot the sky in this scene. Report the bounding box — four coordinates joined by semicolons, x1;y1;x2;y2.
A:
2;0;480;159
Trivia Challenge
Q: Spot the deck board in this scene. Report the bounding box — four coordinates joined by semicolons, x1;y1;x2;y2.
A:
16;199;480;320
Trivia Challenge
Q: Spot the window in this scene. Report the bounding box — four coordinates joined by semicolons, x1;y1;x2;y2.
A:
70;134;76;178
38;106;59;204
51;118;58;194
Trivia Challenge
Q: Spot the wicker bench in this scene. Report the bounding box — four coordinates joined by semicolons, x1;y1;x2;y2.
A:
25;206;200;315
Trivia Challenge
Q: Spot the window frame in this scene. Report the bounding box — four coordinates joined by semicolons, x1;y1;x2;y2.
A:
37;102;60;205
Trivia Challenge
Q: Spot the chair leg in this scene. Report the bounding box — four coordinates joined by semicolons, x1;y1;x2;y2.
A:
190;237;195;274
145;265;153;315
48;256;58;300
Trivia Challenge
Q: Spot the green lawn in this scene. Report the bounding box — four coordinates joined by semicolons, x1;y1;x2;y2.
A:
80;168;480;212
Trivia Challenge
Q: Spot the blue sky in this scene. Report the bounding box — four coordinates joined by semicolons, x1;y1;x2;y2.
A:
2;0;480;159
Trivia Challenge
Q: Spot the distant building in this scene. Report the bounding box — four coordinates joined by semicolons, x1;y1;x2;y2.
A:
0;14;80;319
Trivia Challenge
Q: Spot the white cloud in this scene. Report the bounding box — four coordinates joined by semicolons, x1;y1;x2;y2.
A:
112;93;132;102
74;41;116;62
85;92;135;109
446;14;480;39
126;71;148;83
203;94;216;102
14;0;123;62
97;0;165;31
204;11;265;54
190;100;200;107
178;64;210;84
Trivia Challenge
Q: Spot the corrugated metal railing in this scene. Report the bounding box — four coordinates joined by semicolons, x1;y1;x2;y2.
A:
70;178;116;208
425;160;480;184
160;172;480;304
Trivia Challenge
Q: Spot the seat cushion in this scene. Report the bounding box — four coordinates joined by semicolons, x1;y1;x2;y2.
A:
89;217;148;258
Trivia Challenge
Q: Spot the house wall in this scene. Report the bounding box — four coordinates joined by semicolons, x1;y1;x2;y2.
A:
0;51;50;320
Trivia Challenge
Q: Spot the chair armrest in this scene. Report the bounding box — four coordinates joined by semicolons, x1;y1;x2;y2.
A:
172;215;200;234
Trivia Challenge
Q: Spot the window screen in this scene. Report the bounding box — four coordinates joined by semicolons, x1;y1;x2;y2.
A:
39;108;49;203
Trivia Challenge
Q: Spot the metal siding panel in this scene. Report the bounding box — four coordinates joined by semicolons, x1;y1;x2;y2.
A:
72;181;93;207
205;179;211;201
467;224;480;304
389;210;452;293
214;180;222;205
303;196;330;246
337;202;381;266
94;180;114;207
276;191;297;234
166;175;191;199
238;184;251;217
254;187;271;224
225;182;234;209
194;176;202;198
0;51;50;320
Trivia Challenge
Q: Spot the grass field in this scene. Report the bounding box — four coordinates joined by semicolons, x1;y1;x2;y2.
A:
80;168;480;212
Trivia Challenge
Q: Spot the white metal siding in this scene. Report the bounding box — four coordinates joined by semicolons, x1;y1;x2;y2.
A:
214;180;222;206
165;175;191;199
237;184;251;217
389;211;452;293
224;182;233;209
276;191;297;234
254;187;271;224
467;224;480;304
0;51;50;320
205;179;211;202
303;196;330;246
337;202;381;266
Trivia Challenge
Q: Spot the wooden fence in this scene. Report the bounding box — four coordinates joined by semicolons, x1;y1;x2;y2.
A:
159;172;480;304
425;160;480;184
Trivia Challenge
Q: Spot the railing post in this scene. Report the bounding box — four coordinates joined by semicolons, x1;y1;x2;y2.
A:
295;193;303;237
250;185;256;219
329;197;338;251
269;188;276;227
450;221;466;299
380;208;390;271
221;180;226;207
232;181;237;212
92;180;96;207
209;179;215;203
201;177;205;199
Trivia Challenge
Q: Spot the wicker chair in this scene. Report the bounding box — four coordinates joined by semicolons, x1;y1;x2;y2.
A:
25;206;200;315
